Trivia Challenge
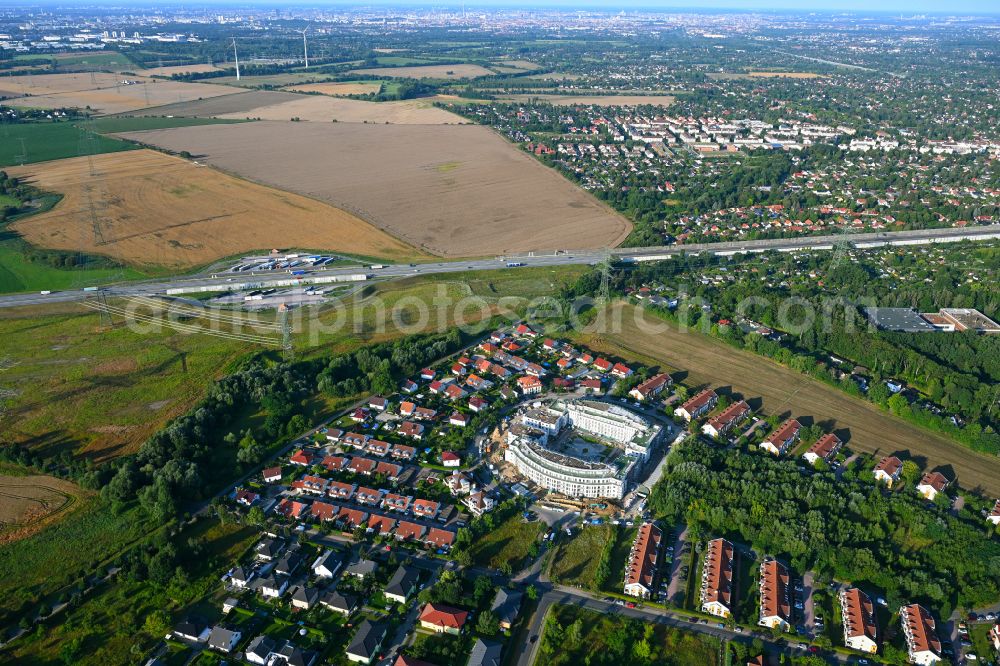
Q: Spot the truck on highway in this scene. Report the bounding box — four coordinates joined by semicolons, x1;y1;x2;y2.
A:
370;264;386;269
290;270;307;276
82;286;99;292
506;262;524;268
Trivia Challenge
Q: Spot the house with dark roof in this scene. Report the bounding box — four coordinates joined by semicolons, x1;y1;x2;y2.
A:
490;588;523;631
320;590;358;615
312;549;341;579
245;635;279;665
291;585;320;611
344;558;378;579
385;564;421;604
172;615;210;643
467;638;503;666
207;625;242;653
346;619;387;664
254;537;285;562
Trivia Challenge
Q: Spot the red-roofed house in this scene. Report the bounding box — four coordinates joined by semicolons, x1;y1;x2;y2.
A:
337;507;367;529
263;466;282;483
702;401;751;438
327;481;356;501
425;528;456;550
514;323;536;338
375;461;403;480
674;389;718;422
276;499;308;520
355;487;384;506
916;472;949;501
347;457;377;476
874;456;903;487
311;501;337;522
420;368;435;381
629;373;673;402
419;603;469;635
367;514;397;536
449;412;469;427
395;521;426;542
390;444;416;461
399;421;425;440
235;489;259;506
322;455;348;471
594;358;613;373
412;499;441;519
611;362;633;378
468;396;488;413
517;376;542;395
441;451;461;468
581;378;603;394
383;493;413;513
803;434;843;466
366;440;392;457
289;450;316;467
760;419;801;456
369;396;388;411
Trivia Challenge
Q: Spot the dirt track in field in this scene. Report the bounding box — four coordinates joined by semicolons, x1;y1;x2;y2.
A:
9;149;429;267
0;474;87;545
572;303;1000;495
116;121;633;257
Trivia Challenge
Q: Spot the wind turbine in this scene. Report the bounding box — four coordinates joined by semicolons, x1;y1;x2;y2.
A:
301;28;309;68
232;37;240;81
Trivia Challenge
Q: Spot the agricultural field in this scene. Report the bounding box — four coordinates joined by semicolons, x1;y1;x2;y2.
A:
0;116;243;167
466;513;543;572
573;302;1000;495
141;63;222;77
136;88;462;123
282;81;384;96
117;122;632;256
3;74;241;115
8;149;428;268
348;63;496;79
497;94;676;107
0;471;88;545
539;604;721;666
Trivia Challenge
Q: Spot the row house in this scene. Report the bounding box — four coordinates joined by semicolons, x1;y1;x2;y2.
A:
390;444;417;461
383;493;413;513
899;604;942;665
874;456;903;487
803;433;843;466
840;588;878;654
702;400;750;438
758;559;792;632
412;499;441;520
700;538;735;618
323;455;348;472
328;481;356;501
674;389;718;422
760;419;801;456
623;522;662;599
628;373;672;402
366;440;392;457
355;487;384;506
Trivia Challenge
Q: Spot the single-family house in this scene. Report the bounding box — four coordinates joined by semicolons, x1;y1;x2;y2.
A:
346;619;386;665
207;626;242;654
419;603;469;635
874;456;903;487
490;589;523;631
385;564;421;604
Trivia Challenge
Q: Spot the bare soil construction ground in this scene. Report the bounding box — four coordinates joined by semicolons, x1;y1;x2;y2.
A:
137;89;464;124
4;74;240;115
498;94;675;107
282;81;383;96
117;121;632;256
574;302;1000;496
9;150;428;268
0;473;88;545
348;63;496;79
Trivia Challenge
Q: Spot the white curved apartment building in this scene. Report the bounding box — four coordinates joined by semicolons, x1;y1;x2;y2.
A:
503;399;662;499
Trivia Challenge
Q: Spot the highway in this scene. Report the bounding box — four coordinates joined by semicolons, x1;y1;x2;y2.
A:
2;224;998;310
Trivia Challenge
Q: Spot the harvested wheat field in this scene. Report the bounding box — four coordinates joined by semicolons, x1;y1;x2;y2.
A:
6;77;240;115
0;72;152;97
0;474;86;544
499;94;675;107
283;81;383;96
573;302;1000;496
142;63;223;77
349;63;496;79
117;121;632;257
139;89;464;124
9;150;429;267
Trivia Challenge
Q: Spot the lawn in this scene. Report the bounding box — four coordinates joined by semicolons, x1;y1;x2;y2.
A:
0;236;148;294
538;604;721;666
467;514;543;573
600;526;638;595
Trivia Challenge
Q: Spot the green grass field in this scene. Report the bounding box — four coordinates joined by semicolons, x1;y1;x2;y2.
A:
467;514;543;572
0;117;245;167
0;122;136;167
550;524;614;588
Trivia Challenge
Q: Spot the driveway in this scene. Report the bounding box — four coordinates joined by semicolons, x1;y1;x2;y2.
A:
665;525;689;606
802;571;817;638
